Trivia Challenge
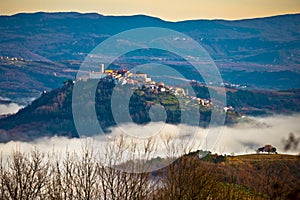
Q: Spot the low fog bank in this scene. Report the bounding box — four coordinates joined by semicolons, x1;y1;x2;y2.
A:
0;114;299;160
0;96;38;115
0;103;24;115
215;114;300;155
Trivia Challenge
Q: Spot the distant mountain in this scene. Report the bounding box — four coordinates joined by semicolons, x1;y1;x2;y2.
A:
0;12;300;102
0;12;300;67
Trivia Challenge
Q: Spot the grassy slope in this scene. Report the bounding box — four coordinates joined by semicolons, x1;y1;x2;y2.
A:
228;154;299;162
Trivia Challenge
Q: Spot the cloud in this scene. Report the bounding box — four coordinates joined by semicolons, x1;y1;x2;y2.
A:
0;103;24;115
0;114;299;161
215;114;300;155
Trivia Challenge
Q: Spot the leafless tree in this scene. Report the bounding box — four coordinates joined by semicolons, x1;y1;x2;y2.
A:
96;135;156;200
0;149;49;200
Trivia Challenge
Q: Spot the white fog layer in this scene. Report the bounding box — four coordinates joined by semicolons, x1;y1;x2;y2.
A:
0;114;299;159
215;114;300;155
0;103;24;115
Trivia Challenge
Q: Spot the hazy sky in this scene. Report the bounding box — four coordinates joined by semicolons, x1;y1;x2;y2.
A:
1;0;300;21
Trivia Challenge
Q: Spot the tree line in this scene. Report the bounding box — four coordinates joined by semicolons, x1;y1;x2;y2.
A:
1;137;299;200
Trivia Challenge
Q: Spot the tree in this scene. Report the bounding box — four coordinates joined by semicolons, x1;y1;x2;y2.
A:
0;149;49;199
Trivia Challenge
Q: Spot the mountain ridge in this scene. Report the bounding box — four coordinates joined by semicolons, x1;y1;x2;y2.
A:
2;11;300;22
0;12;299;102
1;12;299;68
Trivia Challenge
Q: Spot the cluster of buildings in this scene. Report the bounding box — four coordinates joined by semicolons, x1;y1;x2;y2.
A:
0;56;24;61
87;64;153;86
80;64;226;108
191;97;212;107
223;106;234;112
86;65;191;97
221;82;247;89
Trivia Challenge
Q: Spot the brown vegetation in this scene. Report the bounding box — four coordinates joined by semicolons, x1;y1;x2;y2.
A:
0;142;299;200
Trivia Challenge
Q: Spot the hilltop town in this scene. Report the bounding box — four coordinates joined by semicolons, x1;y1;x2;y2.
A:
79;64;217;108
1;64;299;142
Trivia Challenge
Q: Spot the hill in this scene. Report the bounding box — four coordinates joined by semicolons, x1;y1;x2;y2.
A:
1;147;299;199
1;12;300;66
0;12;300;103
179;152;300;199
0;78;299;143
227;153;299;162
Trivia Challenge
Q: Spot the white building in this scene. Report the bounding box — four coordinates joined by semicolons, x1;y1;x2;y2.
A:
130;73;151;83
89;71;107;79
